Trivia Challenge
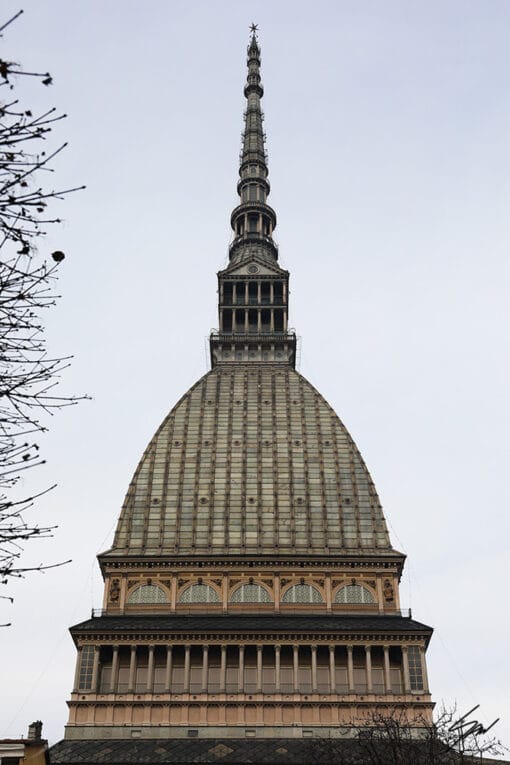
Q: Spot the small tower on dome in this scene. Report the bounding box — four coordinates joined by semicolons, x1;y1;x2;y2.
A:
210;25;296;367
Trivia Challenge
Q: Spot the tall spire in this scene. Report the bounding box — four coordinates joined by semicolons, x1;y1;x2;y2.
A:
229;25;278;265
209;27;296;368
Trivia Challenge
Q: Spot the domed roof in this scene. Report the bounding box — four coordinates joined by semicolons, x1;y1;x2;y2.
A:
107;366;393;557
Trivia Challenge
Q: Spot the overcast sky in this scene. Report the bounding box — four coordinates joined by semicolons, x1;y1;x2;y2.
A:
1;0;509;754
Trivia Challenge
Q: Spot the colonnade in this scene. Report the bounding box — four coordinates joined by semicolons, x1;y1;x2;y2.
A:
75;643;428;696
221;280;286;306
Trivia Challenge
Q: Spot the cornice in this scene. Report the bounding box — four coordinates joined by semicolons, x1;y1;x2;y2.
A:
99;556;405;571
73;631;429;645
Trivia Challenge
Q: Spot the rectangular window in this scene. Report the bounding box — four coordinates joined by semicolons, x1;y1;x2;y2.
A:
298;667;312;694
262;667;275;693
171;666;184;692
208;666;221;693
135;666;148;692
280;666;293;693
335;667;348;693
353;667;367;693
244;667;257;693
371;668;385;694
78;646;95;691
117;665;130;693
408;646;424;691
390;667;402;693
189;666;202;694
99;666;112;693
226;667;239;693
223;283;233;305
316;666;330;693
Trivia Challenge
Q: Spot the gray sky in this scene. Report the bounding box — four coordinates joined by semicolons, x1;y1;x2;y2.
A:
1;0;509;753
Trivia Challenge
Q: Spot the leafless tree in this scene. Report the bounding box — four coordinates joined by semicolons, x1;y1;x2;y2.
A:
308;704;506;764
357;704;504;764
0;10;85;622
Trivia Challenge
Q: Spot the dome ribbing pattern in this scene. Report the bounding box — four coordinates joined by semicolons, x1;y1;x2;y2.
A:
108;366;391;557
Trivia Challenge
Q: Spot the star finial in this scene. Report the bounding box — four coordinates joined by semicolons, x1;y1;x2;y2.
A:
250;23;258;35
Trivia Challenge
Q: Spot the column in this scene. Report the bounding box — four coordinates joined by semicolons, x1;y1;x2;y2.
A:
244;282;249;303
147;645;155;692
233;283;237;306
383;645;391;694
91;646;100;692
275;645;281;692
170;576;177;612
256;644;263;693
347;645;354;693
239;645;245;693
220;645;227;692
329;645;336;693
184;646;190;693
365;646;372;693
376;578;383;613
120;578;127;612
311;645;318;692
73;647;83;692
110;646;119;693
165;646;172;692
394;578;401;610
222;577;228;613
293;645;299;692
325;574;332;613
270;282;274;304
202;645;209;693
270;309;274;332
128;645;137;692
402;646;411;693
274;575;280;613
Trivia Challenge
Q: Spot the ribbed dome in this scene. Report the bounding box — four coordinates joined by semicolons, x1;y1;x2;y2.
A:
107;366;392;557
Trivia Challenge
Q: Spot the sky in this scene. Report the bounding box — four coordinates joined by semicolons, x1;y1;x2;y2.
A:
1;0;509;754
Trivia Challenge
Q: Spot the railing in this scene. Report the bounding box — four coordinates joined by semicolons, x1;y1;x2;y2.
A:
229;297;283;305
91;681;415;697
210;331;296;343
91;605;413;618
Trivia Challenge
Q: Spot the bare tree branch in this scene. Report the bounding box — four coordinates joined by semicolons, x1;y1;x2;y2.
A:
0;10;86;619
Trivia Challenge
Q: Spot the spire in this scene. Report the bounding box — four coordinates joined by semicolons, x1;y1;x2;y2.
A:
209;28;296;368
229;25;278;265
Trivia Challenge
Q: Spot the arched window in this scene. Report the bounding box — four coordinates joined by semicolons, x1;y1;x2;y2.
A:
178;584;220;604
230;584;271;603
335;584;375;604
127;584;168;604
281;584;323;604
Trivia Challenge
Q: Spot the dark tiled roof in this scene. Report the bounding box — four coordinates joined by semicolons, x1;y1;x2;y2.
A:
70;613;432;637
49;737;479;765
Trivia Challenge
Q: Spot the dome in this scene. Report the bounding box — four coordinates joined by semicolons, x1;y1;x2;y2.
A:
107;365;392;557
